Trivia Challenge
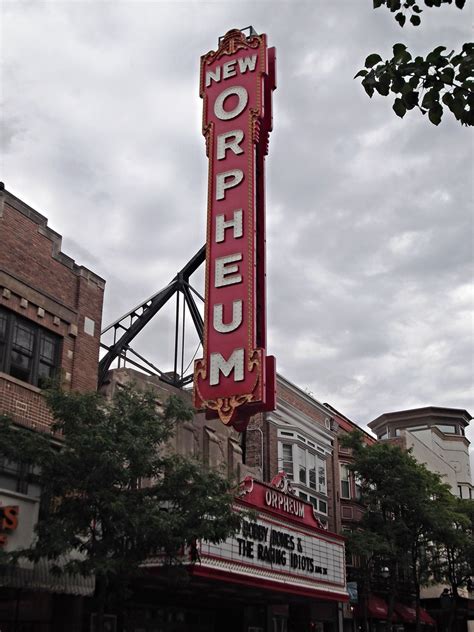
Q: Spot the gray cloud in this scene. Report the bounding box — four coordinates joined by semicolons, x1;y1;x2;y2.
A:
2;1;472;461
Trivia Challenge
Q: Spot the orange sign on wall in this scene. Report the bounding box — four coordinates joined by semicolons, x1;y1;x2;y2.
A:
0;505;19;547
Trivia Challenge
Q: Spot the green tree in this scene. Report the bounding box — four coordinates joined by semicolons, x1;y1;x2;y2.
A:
356;0;473;126
0;386;241;632
342;432;458;632
431;498;474;632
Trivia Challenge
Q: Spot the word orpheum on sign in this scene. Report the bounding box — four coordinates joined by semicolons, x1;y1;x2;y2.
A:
194;29;277;430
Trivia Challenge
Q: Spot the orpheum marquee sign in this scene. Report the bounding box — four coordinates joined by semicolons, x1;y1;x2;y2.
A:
194;28;277;430
190;478;348;601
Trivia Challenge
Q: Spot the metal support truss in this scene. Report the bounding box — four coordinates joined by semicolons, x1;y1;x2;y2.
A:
98;245;205;388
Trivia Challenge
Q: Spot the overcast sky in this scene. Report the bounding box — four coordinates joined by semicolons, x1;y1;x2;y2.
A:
2;1;473;456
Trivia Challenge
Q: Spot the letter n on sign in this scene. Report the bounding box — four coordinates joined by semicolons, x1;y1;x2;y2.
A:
194;29;277;430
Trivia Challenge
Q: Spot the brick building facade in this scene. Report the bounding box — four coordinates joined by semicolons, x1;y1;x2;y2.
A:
0;184;104;432
0;184;105;630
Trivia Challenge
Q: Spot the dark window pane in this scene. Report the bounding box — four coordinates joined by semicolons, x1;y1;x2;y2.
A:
40;335;56;363
10;349;32;381
299;466;306;484
38;361;55;388
0;313;6;339
13;323;34;353
39;361;54;378
341;480;350;499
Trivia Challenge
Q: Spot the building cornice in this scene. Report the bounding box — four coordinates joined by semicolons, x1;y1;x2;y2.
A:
369;406;472;432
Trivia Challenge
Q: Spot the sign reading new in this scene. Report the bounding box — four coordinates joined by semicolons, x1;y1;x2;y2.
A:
194;28;277;429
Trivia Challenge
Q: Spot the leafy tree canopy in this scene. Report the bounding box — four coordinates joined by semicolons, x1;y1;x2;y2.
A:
0;386;241;623
341;431;470;632
356;0;473;126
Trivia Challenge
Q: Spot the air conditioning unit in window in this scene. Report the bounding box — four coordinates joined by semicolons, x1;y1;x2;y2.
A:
318;484;326;493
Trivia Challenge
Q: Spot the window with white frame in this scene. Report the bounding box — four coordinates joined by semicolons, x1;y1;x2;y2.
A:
318;460;327;494
308;452;317;490
297;445;307;485
341;464;351;499
278;438;328;498
298;491;328;515
281;443;294;480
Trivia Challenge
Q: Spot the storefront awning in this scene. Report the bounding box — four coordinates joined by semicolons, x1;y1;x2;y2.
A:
354;595;392;620
395;603;417;623
419;608;436;626
395;603;436;626
0;559;95;597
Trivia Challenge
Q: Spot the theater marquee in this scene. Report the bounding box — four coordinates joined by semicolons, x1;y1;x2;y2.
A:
190;478;348;601
194;29;277;430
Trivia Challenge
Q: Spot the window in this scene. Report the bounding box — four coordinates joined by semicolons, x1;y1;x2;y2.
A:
341;464;351;499
280;439;328;496
0;457;31;495
458;485;463;499
318;459;327;494
308;453;317;490
435;424;457;434
281;444;294;480
0;308;60;387
298;446;307;484
302;493;327;516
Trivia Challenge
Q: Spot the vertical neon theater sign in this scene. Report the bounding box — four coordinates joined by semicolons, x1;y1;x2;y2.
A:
194;28;277;431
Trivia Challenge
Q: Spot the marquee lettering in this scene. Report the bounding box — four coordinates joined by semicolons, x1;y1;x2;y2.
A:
234;519;328;575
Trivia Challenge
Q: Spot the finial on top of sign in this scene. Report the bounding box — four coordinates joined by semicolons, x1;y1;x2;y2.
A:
218;25;258;45
204;28;261;66
270;471;295;496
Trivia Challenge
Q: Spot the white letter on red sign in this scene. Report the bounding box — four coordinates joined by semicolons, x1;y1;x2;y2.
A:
213;300;243;333
206;67;221;87
215;253;242;287
214;86;248;120
210;348;245;385
216;169;243;201
238;55;257;73
216;209;243;243
217;130;244;160
222;60;237;80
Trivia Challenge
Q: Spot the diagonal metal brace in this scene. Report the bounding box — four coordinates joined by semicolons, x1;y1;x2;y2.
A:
98;245;205;387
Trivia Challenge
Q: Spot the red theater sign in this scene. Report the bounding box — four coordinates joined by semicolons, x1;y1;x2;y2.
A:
194;29;276;429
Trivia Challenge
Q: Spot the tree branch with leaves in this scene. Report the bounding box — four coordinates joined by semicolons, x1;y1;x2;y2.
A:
356;0;473;125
